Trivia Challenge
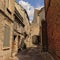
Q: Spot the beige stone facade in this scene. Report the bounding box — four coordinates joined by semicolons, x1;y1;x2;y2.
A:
0;0;30;59
15;2;30;48
23;10;30;48
30;7;45;48
12;3;25;56
0;0;31;60
30;9;40;47
0;0;15;60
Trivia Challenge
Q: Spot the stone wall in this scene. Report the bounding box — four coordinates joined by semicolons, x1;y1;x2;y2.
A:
45;0;60;60
15;2;30;48
0;0;15;21
0;12;13;60
0;0;15;59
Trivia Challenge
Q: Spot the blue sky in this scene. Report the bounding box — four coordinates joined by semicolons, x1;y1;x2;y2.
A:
16;0;44;8
16;0;44;22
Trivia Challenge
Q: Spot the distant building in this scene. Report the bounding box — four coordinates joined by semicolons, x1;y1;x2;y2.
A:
30;7;46;48
38;7;48;51
30;9;40;47
0;0;15;60
45;0;60;60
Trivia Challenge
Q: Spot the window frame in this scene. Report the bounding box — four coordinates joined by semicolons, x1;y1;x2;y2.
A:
3;24;10;50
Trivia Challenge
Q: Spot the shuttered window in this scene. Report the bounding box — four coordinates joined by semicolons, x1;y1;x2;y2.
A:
3;25;10;48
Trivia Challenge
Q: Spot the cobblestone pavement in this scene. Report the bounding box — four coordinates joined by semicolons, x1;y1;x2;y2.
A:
17;47;55;60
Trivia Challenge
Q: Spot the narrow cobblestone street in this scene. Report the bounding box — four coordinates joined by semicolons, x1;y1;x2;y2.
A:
17;47;55;60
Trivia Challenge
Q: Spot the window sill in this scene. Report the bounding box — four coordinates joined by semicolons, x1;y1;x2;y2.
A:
3;47;10;50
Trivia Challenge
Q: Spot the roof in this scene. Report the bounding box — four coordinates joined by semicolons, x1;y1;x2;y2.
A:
38;7;45;14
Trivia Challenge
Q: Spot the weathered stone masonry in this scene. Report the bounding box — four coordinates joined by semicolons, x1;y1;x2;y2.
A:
45;0;60;60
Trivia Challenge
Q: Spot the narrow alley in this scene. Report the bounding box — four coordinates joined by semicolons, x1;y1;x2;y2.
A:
17;47;54;60
0;0;60;60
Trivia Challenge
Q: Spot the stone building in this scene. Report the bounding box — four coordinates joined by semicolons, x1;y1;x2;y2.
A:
38;7;48;51
0;0;15;60
15;2;30;49
23;10;30;48
0;0;30;59
30;9;40;47
30;7;45;48
45;0;60;60
11;2;25;56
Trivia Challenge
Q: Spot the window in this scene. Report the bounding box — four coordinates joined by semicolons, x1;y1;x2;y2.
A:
3;25;10;48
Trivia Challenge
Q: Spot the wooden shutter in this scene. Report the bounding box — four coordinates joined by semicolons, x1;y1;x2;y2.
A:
3;25;10;47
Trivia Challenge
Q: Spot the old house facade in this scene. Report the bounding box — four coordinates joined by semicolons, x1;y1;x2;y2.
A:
0;0;15;60
30;7;45;48
0;0;30;59
23;10;30;48
32;9;40;47
30;9;40;47
45;0;60;60
11;2;25;56
15;2;30;49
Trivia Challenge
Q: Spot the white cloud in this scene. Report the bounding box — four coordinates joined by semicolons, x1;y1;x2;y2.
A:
19;0;34;22
19;0;44;23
